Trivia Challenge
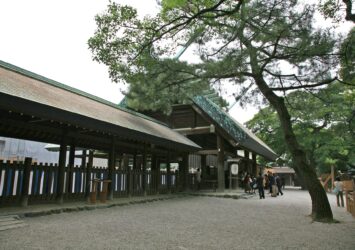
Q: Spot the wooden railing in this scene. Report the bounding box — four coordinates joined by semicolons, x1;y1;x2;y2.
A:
0;160;181;206
343;180;355;217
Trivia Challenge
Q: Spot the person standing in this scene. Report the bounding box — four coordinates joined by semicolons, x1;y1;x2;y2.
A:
275;174;283;196
256;173;265;199
196;168;202;190
334;177;344;207
264;174;269;190
268;172;274;194
244;174;252;193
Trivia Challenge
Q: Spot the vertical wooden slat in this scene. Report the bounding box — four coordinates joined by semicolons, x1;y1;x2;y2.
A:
67;144;75;197
42;163;48;198
10;161;17;198
20;157;32;207
56;140;67;204
48;163;54;199
2;161;10;197
85;150;93;200
16;161;24;197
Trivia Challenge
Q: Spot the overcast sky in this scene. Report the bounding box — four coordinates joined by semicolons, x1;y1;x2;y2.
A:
0;1;352;124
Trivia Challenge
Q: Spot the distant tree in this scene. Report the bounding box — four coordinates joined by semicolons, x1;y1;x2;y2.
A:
89;0;349;221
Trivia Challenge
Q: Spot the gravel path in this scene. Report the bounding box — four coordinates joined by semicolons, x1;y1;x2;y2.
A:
0;190;354;250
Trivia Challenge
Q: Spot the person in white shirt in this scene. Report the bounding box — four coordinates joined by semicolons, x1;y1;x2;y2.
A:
196;168;202;190
334;177;344;207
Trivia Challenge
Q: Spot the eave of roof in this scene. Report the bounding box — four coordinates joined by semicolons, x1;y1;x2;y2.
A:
0;60;166;126
192;95;278;161
0;60;201;151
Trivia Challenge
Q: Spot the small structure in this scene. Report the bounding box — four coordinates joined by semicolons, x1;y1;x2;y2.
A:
265;167;298;186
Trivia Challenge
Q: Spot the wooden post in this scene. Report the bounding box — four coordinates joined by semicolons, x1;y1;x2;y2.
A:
81;150;87;194
123;154;131;197
56;141;67;204
85;150;93;201
67;144;75;195
217;134;225;192
180;153;189;191
107;141;116;200
252;153;257;176
20;157;32;207
151;153;158;194
201;155;207;181
166;151;171;193
142;145;147;196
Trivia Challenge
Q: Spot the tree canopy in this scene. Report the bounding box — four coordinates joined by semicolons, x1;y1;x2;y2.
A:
247;82;355;174
88;0;354;221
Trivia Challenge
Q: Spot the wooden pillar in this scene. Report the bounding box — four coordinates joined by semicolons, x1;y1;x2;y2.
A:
20;157;32;207
142;146;147;196
107;141;116;200
201;155;207;182
81;150;87;194
151;153;159;194
81;150;87;169
252;153;257;176
56;140;67;204
166;151;171;193
85;150;93;200
67;144;75;195
123;154;131;197
180;153;189;191
217;134;225;192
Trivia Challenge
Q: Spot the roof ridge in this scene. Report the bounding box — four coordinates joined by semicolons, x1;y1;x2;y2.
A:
0;60;167;126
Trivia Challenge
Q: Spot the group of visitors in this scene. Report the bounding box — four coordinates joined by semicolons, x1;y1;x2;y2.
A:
243;173;257;194
243;171;285;199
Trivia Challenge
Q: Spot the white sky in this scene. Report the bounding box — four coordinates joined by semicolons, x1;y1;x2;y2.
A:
0;0;352;124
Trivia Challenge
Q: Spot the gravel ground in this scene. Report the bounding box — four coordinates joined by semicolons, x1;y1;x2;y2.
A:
0;190;354;250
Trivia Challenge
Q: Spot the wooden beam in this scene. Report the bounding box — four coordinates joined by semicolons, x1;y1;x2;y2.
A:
197;149;235;157
173;125;215;135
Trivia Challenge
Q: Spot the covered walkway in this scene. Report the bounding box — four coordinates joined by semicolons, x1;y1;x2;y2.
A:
0;60;200;206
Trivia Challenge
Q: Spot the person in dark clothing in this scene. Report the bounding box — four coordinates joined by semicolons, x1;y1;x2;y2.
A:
268;172;274;193
256;173;265;199
275;174;283;195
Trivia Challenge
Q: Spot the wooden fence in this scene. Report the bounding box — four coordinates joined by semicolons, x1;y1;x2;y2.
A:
0;160;181;206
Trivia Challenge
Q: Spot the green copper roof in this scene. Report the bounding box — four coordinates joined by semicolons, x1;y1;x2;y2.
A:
118;96;128;108
193;95;277;161
193;95;247;142
0;60;165;126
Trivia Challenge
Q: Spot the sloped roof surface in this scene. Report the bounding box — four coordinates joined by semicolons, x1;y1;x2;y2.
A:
193;95;278;161
0;60;200;151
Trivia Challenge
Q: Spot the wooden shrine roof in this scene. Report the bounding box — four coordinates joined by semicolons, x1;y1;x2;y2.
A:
193;96;278;161
0;60;200;151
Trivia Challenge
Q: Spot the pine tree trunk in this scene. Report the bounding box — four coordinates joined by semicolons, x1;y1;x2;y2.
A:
255;76;333;221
